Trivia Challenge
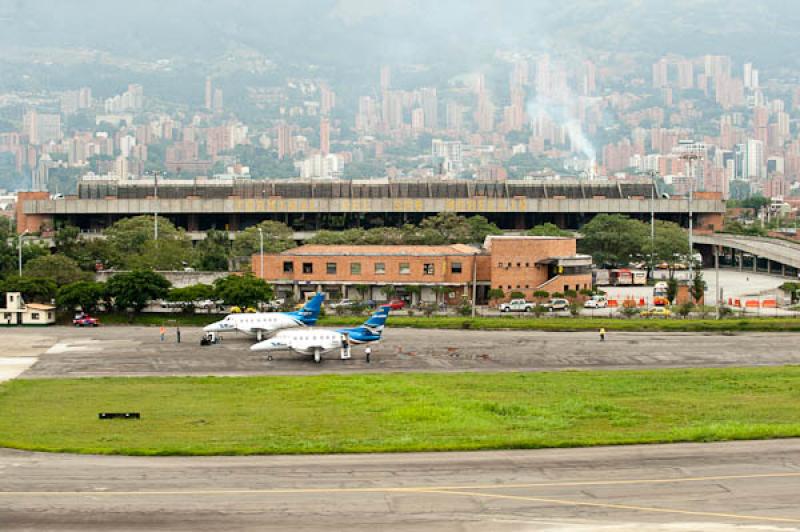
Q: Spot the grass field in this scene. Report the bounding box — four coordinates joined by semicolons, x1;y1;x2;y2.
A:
82;312;800;332
1;367;800;455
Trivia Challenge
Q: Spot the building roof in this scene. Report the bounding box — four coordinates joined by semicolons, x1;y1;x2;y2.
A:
26;303;56;310
280;244;481;257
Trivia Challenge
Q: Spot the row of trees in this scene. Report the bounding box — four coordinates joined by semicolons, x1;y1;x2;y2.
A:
2;269;273;315
578;214;689;271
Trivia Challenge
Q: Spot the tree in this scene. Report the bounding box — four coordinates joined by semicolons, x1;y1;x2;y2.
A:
666;277;679;304
105;216;192;270
23;254;93;286
487;288;505;301
0;276;57;303
106;270;171;312
690;271;705;303
193;229;230;271
167;284;216;312
431;285;449;306
232;221;295;257
0;217;15;277
54;225;82;259
56;281;106;312
643;220;689;275
380;285;397;300
213;274;272;309
352;284;371;300
417;213;501;244
526;223;572;237
578;214;649;267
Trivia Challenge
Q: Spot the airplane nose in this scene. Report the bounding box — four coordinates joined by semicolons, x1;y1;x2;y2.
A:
203;323;217;332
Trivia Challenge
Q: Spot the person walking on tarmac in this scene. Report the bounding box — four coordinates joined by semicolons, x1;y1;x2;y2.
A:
365;346;371;364
599;327;606;342
160;325;166;342
176;326;181;344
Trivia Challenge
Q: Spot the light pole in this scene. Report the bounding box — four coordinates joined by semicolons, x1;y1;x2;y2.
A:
641;170;659;277
17;230;28;276
678;140;704;281
153;170;160;241
257;227;264;279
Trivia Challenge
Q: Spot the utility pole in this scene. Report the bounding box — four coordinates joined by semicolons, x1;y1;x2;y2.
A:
714;245;721;319
257;227;264;279
471;250;478;318
18;231;27;276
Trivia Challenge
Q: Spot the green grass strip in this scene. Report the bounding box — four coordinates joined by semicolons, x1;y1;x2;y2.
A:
80;312;800;332
2;367;800;455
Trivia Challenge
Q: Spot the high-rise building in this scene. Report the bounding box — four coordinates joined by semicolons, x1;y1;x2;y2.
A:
320;84;336;116
431;138;463;173
411;108;425;132
652;59;669;89
745;139;764;178
380;66;391;92
475;93;495;132
319;117;330;155
213;88;224;112
277;124;293;160
446;102;464;131
24;110;62;145
420;87;438;129
204;77;213;109
582;60;596;96
676;60;694;89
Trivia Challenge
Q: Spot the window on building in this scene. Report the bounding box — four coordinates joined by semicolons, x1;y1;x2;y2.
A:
283;261;294;273
451;262;462;274
564;284;569;292
302;262;313;274
375;262;385;274
497;262;503;268
525;262;529;267
351;262;361;275
326;263;337;274
517;262;521;268
423;263;434;275
507;262;512;268
399;263;410;274
31;313;40;320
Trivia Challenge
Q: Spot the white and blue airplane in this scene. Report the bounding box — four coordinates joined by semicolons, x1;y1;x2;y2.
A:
203;293;325;341
250;306;390;363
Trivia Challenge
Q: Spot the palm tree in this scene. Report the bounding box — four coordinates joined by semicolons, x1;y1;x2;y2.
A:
380;284;396;301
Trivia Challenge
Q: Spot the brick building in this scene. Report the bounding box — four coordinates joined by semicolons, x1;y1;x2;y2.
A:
253;236;592;305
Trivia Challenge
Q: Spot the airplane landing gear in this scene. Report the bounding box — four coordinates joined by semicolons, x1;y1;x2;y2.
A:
313;349;322;364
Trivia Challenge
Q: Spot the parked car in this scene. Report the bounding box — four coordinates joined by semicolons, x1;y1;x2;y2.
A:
73;314;100;327
498;299;534;313
329;299;357;310
583;296;608;309
543;298;569;312
641;307;672;318
387;299;406;310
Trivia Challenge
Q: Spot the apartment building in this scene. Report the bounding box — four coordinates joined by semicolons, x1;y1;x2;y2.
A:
253;236;592;305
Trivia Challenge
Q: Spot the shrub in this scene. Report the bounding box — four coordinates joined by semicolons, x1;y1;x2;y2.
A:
677;302;695;318
510;291;525;300
568;301;581;317
563;289;578;299
579;288;594;297
718;305;734;318
551;292;564;298
532;304;546;317
457;300;473;317
533;290;549;300
620;306;640;319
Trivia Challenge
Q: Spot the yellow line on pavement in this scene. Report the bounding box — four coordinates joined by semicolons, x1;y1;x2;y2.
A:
423;489;800;525
1;471;800;496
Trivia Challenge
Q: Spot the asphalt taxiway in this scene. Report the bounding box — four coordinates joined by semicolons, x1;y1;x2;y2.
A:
2;439;800;530
6;326;800;378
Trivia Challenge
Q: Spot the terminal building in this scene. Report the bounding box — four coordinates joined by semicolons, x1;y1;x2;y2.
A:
252;236;593;304
16;178;724;234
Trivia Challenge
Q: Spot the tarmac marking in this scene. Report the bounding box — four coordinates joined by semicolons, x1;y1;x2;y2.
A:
1;471;800;496
422;489;800;525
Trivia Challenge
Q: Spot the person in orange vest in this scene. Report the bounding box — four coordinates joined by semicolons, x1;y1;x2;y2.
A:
160;325;166;342
599;328;606;342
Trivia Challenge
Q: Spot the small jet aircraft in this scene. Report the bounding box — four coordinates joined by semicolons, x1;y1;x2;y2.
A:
250;306;390;363
203;293;325;341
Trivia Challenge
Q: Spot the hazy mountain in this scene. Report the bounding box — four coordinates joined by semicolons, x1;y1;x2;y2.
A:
0;0;797;69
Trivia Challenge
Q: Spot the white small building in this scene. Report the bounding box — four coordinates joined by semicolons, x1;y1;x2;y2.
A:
0;292;56;326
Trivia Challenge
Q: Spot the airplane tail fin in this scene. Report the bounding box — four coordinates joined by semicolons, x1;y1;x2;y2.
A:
288;292;325;325
338;306;390;342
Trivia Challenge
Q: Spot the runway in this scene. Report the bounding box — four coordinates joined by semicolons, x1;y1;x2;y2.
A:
9;327;800;378
2;439;800;530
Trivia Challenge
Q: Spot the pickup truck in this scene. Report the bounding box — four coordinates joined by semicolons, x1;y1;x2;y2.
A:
543;298;569;311
498;299;534;313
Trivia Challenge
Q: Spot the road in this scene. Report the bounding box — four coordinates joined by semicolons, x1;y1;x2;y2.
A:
8;327;800;378
2;439;799;530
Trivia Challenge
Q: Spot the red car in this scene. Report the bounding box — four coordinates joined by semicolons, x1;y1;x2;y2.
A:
73;315;100;327
387;299;406;310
